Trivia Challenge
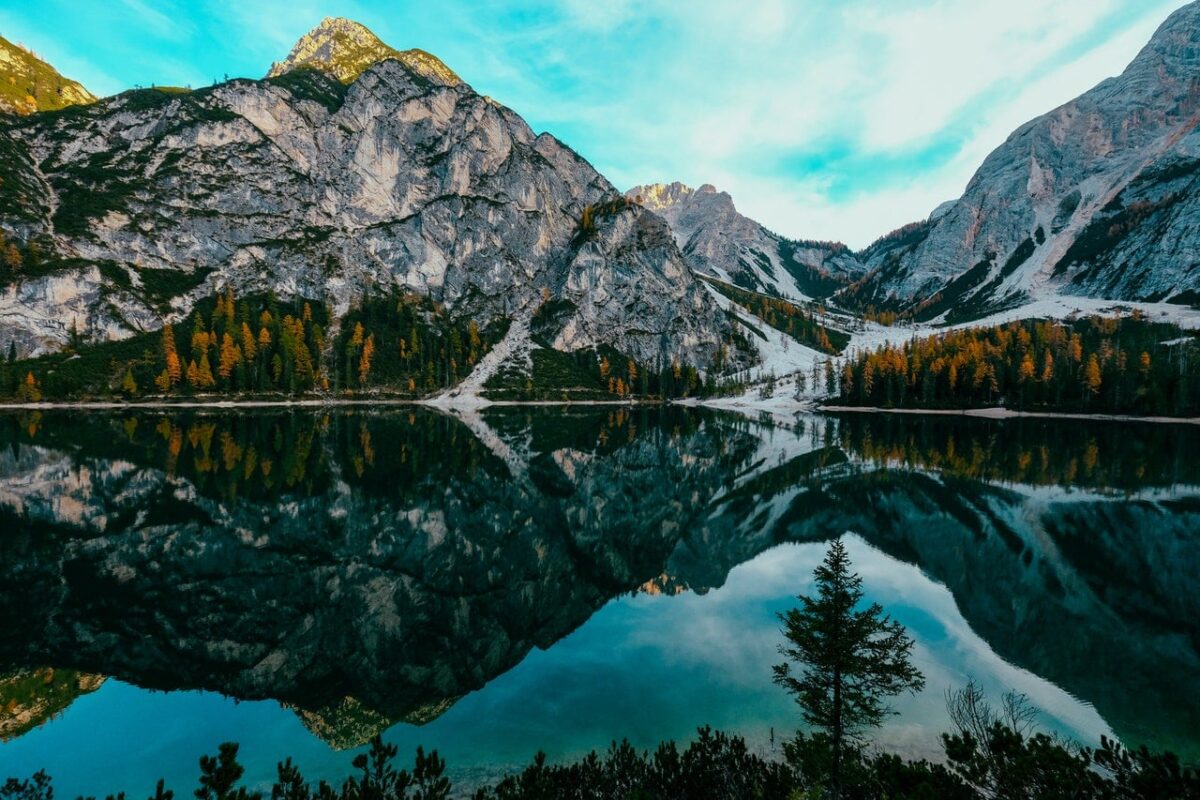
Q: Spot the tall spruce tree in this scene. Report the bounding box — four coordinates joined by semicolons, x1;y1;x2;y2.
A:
774;538;925;799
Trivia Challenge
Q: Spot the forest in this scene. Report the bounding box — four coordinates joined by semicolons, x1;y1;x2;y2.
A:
0;288;753;402
833;314;1200;416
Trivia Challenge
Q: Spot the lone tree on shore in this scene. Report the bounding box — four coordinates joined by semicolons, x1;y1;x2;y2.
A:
775;538;925;799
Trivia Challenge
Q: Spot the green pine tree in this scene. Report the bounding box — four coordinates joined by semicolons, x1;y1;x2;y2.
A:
774;538;925;799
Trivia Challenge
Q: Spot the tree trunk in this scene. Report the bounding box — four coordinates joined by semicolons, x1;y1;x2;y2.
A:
832;663;842;800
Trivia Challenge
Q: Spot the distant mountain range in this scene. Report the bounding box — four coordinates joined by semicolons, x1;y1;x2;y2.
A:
1;4;1199;373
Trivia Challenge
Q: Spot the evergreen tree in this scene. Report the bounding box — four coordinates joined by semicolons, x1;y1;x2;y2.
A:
774;539;925;799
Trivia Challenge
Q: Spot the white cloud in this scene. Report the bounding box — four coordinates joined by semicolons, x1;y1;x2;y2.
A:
538;0;1191;247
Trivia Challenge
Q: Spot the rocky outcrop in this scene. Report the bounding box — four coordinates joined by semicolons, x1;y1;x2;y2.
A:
627;182;863;301
0;36;95;116
840;1;1200;319
266;17;460;86
0;22;740;370
555;204;735;362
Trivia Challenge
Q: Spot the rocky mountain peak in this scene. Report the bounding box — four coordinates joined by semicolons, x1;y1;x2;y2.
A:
626;180;863;300
266;17;460;86
626;181;695;211
0;34;95;115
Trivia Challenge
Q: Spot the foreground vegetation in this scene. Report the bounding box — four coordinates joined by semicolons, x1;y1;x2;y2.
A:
6;721;1184;800
834;315;1200;416
4;541;1196;799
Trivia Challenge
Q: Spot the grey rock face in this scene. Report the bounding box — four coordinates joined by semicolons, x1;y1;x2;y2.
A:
0;38;738;367
556;205;736;363
841;1;1200;319
627;181;863;301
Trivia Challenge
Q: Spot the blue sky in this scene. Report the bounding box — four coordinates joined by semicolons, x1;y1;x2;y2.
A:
0;0;1190;247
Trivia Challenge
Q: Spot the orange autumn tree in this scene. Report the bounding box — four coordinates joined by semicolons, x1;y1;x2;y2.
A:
358;333;375;386
161;323;182;387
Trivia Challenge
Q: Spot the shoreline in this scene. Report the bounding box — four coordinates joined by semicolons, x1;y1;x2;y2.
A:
0;396;661;411
817;404;1200;426
1;396;1198;425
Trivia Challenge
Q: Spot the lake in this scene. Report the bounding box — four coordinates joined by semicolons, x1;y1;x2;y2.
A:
0;406;1197;796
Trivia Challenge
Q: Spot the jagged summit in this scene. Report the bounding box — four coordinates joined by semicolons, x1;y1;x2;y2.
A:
627;182;719;212
627;180;863;300
266;17;460;86
0;35;95;115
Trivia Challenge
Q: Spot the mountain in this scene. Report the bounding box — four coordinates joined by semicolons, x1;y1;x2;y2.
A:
266;17;460;86
0;35;95;115
0;20;743;376
627;182;864;301
0;668;104;741
838;1;1200;321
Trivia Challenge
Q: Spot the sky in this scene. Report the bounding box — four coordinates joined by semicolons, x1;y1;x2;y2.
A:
0;0;1191;248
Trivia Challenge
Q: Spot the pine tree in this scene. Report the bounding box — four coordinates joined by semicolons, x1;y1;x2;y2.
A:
121;369;138;397
162;323;182;387
1084;353;1103;398
359;333;375;386
3;243;21;273
196;353;216;388
16;372;40;402
218;333;242;383
240;322;257;362
774;539;925;799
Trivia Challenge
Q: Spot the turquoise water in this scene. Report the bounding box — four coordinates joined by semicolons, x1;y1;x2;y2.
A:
0;408;1196;795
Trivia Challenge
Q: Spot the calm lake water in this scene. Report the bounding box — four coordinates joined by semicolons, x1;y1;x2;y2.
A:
0;406;1197;796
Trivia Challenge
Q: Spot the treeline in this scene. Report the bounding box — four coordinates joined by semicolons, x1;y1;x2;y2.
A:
484;342;747;402
159;288;330;395
0;290;511;401
704;278;849;355
835;315;1200;416
332;293;506;393
6;724;1194;800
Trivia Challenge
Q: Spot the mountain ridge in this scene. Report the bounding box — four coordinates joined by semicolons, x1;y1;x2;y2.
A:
626;180;863;301
0;35;95;115
834;0;1200;319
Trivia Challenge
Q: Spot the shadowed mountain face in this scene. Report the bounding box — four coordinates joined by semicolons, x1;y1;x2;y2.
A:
0;409;1198;759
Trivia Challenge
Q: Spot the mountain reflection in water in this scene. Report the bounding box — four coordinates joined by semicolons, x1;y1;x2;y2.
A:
0;407;1197;792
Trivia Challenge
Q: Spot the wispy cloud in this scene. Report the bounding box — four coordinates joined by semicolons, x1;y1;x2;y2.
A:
2;0;1189;246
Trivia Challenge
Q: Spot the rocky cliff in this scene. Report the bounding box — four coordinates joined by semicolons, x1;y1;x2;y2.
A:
0;20;740;370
